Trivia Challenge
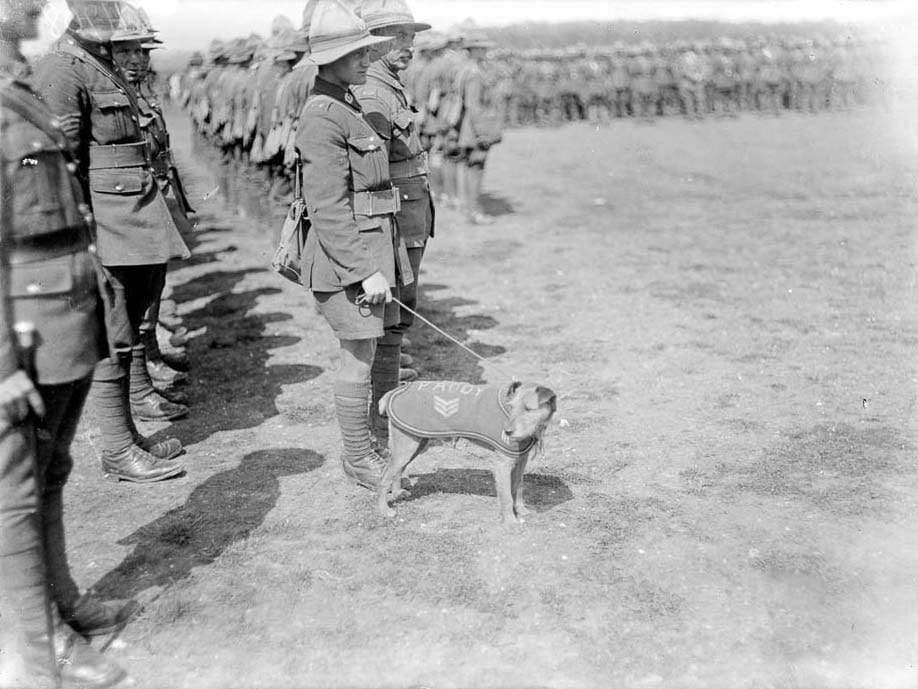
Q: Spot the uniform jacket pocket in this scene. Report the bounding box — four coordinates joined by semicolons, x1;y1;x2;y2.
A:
89;168;146;195
90;89;137;144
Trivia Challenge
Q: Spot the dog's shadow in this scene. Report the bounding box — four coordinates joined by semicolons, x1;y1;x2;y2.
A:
402;468;573;513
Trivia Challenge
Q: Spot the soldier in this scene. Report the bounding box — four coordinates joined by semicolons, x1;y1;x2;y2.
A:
0;1;137;686
117;20;195;409
628;43;657;123
428;29;465;207
454;31;502;224
677;41;707;119
33;0;189;482
356;0;435;452
608;44;631;118
295;0;411;489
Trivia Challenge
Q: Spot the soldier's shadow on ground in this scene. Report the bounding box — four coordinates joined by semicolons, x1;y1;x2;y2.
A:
402;467;573;514
90;448;324;600
479;192;514;217
156;269;323;447
408;282;507;384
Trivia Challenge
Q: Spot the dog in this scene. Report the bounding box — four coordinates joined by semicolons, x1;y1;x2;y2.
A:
376;380;557;523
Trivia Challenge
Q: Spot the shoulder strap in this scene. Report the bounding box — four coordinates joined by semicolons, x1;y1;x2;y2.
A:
55;39;143;115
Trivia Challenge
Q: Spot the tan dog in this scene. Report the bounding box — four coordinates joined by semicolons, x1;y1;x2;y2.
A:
376;380;557;523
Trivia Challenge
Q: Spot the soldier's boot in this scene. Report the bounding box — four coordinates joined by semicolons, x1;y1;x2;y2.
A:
129;346;189;422
335;379;386;490
93;375;185;480
47;616;129;689
370;339;401;453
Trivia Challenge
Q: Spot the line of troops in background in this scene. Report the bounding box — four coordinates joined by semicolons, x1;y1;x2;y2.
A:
450;35;891;125
176;16;504;220
170;24;890;210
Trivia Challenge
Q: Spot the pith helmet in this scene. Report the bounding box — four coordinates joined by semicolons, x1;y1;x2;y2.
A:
66;0;148;43
308;0;393;66
361;0;431;33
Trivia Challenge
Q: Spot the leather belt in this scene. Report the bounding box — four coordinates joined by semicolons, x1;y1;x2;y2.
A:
8;227;91;265
352;187;401;217
88;142;148;170
389;152;429;180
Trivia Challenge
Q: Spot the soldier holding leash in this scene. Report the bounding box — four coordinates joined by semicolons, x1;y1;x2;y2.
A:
295;0;412;490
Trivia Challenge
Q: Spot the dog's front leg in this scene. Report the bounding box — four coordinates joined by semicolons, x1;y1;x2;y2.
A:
510;453;531;519
492;461;519;524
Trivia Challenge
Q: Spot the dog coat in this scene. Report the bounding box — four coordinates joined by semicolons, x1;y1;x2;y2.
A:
383;381;537;458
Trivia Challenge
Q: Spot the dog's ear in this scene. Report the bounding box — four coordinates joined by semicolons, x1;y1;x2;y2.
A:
526;385;558;411
524;386;557;411
506;380;523;397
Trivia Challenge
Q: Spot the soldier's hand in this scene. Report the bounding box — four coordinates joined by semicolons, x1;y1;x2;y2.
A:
360;272;392;305
0;371;45;424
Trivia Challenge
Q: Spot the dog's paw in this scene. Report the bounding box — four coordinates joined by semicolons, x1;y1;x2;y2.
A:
514;504;531;517
389;488;410;501
379;506;397;519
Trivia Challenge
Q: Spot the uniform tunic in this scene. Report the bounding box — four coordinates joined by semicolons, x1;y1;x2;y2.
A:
356;61;434;249
295;77;411;293
0;66;102;385
32;34;185;267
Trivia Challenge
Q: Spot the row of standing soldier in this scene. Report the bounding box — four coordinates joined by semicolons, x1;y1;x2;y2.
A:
1;0;201;687
181;12;504;223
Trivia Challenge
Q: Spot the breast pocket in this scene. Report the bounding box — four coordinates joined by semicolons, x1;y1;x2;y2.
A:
6;147;77;238
90;90;138;144
346;133;387;189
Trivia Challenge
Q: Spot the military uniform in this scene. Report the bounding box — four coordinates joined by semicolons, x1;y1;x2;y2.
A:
357;55;436;445
33;31;188;478
296;76;411;322
0;51;126;689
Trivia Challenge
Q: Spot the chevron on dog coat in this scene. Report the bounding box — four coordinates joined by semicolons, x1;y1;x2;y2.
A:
382;381;537;457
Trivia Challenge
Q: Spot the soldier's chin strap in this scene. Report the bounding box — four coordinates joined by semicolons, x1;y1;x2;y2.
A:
388;295;519;384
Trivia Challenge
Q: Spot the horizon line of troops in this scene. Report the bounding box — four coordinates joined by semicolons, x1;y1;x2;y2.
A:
472;35;889;126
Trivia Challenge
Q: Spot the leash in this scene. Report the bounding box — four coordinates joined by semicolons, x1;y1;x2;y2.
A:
360;292;518;382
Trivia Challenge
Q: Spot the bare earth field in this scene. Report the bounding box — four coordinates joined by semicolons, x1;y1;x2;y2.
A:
66;105;918;689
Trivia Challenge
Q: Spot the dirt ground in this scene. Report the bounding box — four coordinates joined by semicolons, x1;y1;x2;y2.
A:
64;103;918;689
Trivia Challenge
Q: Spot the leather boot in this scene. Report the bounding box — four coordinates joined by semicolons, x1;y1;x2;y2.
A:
154;385;189;406
101;445;184;483
61;595;141;638
133;435;184;461
130;392;188;422
146;359;188;386
341;450;388;491
51;623;128;689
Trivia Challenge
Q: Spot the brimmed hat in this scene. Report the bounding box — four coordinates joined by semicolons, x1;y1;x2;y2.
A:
361;0;431;34
308;0;393;66
66;0;153;43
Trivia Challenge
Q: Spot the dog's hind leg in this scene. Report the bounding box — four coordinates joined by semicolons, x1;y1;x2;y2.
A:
510;453;531;519
377;427;427;518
